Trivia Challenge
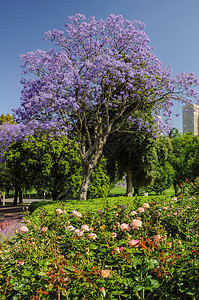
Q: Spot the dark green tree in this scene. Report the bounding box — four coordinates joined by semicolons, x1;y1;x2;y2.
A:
168;133;199;195
5;140;35;204
5;134;111;203
148;136;174;194
104;110;158;196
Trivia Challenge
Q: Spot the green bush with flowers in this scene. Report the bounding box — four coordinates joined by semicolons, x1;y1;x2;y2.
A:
0;195;198;299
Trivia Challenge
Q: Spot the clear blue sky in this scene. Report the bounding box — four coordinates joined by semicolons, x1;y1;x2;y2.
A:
1;0;199;132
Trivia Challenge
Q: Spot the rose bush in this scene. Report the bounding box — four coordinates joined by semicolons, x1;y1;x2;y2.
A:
0;195;198;299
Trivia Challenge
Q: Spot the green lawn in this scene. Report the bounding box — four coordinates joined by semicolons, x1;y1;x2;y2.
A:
108;185;175;197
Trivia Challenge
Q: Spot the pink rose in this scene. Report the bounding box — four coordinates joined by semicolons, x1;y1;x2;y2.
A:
16;260;24;266
41;227;48;232
101;269;111;277
120;223;131;232
131;219;142;229
137;207;145;213
130;211;137;216
56;208;63;215
81;224;90;231
88;233;97;239
72;210;82;217
143;203;150;208
74;229;84;236
19;225;29;234
115;246;125;253
112;232;117;238
129;239;139;247
66;225;75;231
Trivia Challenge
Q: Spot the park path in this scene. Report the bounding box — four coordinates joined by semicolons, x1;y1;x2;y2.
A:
0;205;29;222
0;198;49;222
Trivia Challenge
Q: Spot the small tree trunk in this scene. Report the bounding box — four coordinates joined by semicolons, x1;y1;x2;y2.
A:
126;170;133;196
125;150;133;196
52;189;58;201
133;187;139;196
13;187;18;205
19;189;23;203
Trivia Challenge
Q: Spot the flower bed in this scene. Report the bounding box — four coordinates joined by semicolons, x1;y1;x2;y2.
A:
0;195;198;299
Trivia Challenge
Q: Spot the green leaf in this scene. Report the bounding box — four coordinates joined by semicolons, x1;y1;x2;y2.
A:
38;271;46;276
22;270;31;277
134;285;145;292
89;243;98;250
148;259;159;268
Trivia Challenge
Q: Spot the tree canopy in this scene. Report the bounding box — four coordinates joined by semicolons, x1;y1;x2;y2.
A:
0;114;14;125
169;133;199;191
1;14;199;199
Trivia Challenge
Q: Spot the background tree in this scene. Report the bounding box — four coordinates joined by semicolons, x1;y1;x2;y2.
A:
0;114;14;125
2;14;199;200
0;114;16;203
0;162;13;201
104;108;160;196
148;136;174;194
168;133;199;194
5;140;35;204
4;135;111;203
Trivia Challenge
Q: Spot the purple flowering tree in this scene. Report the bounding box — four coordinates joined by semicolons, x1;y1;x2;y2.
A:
4;14;199;200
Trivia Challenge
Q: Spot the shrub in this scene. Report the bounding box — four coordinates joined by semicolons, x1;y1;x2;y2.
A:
0;195;198;299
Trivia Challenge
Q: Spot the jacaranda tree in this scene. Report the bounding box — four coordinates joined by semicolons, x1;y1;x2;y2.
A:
1;14;199;199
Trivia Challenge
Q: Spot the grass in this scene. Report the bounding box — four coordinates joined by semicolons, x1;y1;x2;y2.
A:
108;185;176;197
108;185;126;196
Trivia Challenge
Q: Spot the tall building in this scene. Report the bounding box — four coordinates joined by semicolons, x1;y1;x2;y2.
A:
183;104;199;135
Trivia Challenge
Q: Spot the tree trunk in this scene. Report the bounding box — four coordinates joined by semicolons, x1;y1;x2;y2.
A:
125;150;133;196
133;187;139;196
79;161;96;200
126;170;133;196
79;141;105;200
79;170;91;201
13;187;18;205
52;189;58;201
19;189;23;203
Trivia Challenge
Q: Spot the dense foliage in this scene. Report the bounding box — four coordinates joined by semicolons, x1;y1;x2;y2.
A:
169;133;199;194
104;110;158;196
0;193;198;299
0;114;14;125
3;135;111;202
